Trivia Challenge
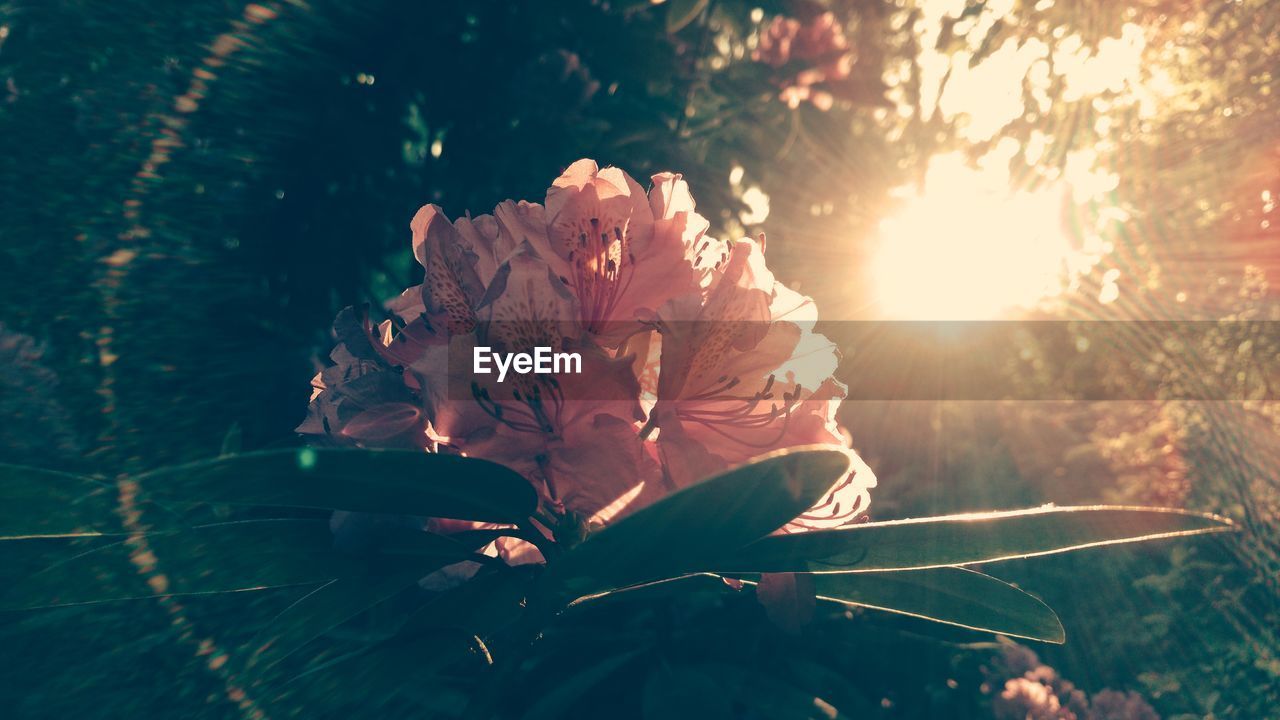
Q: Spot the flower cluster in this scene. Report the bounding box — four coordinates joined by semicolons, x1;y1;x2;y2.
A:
753;12;855;110
300;160;874;554
984;643;1159;720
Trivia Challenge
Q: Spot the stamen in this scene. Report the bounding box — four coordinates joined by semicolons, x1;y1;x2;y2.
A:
562;212;636;331
471;382;545;434
674;375;803;448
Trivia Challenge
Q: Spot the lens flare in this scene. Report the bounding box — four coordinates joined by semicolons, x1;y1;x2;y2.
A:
871;153;1080;320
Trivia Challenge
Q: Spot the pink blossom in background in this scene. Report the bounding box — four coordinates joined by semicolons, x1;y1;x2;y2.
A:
984;642;1160;720
1087;690;1160;720
754;12;849;68
753;12;855;110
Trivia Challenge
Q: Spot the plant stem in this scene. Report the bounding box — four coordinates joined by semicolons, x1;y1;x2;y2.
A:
638;414;659;440
513;518;560;562
459;600;558;719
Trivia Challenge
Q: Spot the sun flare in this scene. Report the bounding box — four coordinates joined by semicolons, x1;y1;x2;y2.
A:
871;153;1079;320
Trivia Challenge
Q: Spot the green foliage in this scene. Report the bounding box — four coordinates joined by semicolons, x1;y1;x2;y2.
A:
541;447;854;599
721;506;1233;573
0;447;1234;716
809;568;1064;643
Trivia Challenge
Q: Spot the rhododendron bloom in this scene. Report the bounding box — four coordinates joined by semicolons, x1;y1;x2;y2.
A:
298;307;430;449
412;204;487;336
647;239;875;529
299;158;875;557
523;159;711;346
411;244;653;522
754;12;855;110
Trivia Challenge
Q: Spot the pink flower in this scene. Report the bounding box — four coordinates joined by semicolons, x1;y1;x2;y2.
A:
753;12;855;110
420;241;656;522
309;196;664;527
297;307;430;449
519;159;712;346
753;16;802;69
299;160;877;565
646;238;875;530
995;677;1075;720
984;644;1147;720
1087;690;1158;720
411;204;488;336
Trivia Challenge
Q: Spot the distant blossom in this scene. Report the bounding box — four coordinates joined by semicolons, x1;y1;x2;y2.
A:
985;642;1160;720
753;12;855;110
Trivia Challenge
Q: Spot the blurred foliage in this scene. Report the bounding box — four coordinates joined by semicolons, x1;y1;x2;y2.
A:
2;0;1280;717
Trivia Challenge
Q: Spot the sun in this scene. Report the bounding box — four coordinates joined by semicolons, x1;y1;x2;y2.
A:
870;153;1078;320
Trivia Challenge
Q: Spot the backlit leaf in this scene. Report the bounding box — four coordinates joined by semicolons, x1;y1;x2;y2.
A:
543;446;853;600
717;506;1233;574
809;567;1065;643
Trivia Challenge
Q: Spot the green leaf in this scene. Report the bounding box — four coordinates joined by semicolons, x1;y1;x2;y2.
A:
810;568;1065;643
717;506;1234;574
565;573;735;610
0;464;181;539
134;448;538;523
666;0;709;33
0;519;418;611
542;446;854;600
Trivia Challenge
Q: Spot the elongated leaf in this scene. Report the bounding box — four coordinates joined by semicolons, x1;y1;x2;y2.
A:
810;568;1065;643
543;446;854;600
717;506;1233;574
567;573;735;610
0;519;446;611
0;464;182;539
134;448;538;523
